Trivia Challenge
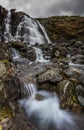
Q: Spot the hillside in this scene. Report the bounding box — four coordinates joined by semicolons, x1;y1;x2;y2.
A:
37;16;84;42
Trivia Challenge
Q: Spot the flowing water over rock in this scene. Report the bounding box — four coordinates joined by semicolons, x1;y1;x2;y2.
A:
19;83;77;130
0;6;84;130
10;47;29;64
4;11;12;43
13;16;50;44
10;47;21;60
22;82;37;97
34;47;50;63
1;10;50;45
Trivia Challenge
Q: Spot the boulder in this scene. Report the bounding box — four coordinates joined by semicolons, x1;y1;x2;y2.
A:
23;47;36;61
11;41;25;49
37;68;63;84
57;80;75;109
35;94;45;101
75;84;84;107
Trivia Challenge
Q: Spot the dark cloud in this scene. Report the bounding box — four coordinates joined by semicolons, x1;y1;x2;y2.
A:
0;0;84;17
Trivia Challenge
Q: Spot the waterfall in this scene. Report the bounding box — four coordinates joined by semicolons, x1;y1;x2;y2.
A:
34;47;50;63
2;11;50;45
4;11;12;43
14;16;50;45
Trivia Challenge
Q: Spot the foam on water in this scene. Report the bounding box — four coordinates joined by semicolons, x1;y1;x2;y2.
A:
19;85;76;130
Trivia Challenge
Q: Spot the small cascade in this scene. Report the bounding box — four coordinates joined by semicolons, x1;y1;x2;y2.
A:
34;47;50;63
4;11;12;43
10;47;29;64
10;47;21;60
67;54;84;70
22;82;37;97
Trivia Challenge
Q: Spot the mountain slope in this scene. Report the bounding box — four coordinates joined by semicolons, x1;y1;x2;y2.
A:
38;16;84;42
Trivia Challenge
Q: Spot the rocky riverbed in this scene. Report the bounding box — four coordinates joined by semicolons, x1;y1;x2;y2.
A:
0;39;84;129
0;5;84;130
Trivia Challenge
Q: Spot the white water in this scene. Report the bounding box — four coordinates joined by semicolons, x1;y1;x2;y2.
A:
13;15;50;45
10;47;21;60
4;11;12;43
22;82;37;97
19;83;76;130
34;47;50;63
2;10;50;45
10;47;29;64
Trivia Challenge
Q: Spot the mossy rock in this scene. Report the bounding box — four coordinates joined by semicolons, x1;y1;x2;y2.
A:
0;107;13;121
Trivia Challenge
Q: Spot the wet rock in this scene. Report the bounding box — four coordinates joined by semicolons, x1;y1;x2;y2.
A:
27;47;36;61
75;84;84;107
37;68;63;84
0;5;7;25
4;76;22;111
57;80;75;109
20;47;36;61
11;41;25;49
37;82;51;91
35;94;45;101
71;55;84;64
63;67;80;79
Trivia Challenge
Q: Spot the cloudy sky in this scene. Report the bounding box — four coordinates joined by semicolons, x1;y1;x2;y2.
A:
0;0;84;17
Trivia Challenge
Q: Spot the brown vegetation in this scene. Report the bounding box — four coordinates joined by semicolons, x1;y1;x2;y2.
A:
37;16;84;42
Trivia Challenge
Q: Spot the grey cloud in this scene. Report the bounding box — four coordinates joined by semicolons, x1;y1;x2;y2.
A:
0;0;84;17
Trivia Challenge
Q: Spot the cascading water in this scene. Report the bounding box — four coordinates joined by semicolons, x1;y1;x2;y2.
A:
19;83;78;130
10;47;21;60
22;82;37;97
14;15;50;44
10;47;29;64
1;9;51;45
34;47;50;63
4;11;12;43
